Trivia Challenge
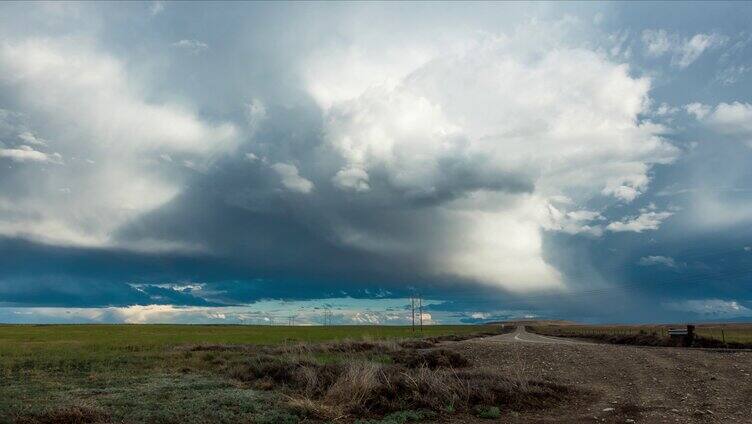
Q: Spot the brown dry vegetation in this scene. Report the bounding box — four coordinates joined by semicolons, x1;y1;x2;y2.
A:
221;340;578;421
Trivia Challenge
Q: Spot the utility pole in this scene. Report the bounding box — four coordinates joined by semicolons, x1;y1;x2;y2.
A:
419;296;423;332
411;298;415;332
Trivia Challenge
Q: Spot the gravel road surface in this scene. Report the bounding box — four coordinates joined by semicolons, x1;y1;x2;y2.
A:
444;326;752;423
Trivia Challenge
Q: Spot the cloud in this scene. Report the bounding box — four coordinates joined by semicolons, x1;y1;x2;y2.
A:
0;38;236;249
663;299;752;318
17;131;47;146
332;167;370;192
606;211;673;233
715;65;750;86
544;205;604;236
689;101;752;147
684;102;712;120
245;98;267;132
172;39;208;54
0;145;61;163
642;29;672;57
310;32;677;289
272;162;314;193
653;103;678;117
638;255;676;267
641;30;726;68
0;297;448;324
675;33;726;68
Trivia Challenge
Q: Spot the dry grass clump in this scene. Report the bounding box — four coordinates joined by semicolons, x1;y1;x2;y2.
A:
226;347;573;420
390;348;470;369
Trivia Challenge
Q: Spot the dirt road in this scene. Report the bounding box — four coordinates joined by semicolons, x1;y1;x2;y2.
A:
485;325;590;345
447;326;752;423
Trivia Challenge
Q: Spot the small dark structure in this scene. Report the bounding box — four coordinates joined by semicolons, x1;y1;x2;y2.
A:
668;324;695;346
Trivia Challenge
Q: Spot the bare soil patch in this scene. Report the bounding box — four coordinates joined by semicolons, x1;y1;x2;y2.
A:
449;334;752;423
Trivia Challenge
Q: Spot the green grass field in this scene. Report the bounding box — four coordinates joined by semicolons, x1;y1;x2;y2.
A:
0;324;496;424
0;324;490;374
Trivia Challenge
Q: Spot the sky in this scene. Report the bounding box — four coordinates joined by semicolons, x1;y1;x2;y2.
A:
1;1;752;325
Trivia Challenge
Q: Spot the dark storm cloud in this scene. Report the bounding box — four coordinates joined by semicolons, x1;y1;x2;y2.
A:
1;2;752;323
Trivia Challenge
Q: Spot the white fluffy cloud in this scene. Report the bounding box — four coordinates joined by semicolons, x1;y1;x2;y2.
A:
641;30;726;68
309;33;678;290
691;102;752;147
0;144;61;163
606;211;673;233
0;39;236;249
663;299;752;317
332;167;370;192
272;162;314;194
17;131;47;146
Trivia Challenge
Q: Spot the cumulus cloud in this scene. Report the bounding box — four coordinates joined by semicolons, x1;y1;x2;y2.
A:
310;33;677;289
688;101;752;147
663;299;752;318
653;102;678;117
606;211;673;233
0;145;61;163
0;297;447;324
332;167;370;192
684;102;712;120
0;39;236;248
544;205;604;236
641;30;726;68
272;162;314;193
638;255;676;267
17;131;47;146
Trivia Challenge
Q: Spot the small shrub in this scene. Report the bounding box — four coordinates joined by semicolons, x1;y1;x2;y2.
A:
474;405;501;419
390;349;470;369
398;340;435;349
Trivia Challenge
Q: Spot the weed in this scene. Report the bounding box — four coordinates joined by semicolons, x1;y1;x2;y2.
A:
474;405;501;419
390;348;470;369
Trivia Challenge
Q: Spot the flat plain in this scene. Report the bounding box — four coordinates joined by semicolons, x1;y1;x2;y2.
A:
0;324;499;423
3;323;751;423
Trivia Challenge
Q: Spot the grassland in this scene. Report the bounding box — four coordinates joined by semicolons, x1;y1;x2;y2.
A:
528;323;752;347
0;324;506;424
